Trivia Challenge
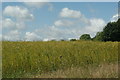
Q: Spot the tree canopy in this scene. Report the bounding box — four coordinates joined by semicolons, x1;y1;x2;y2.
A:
80;34;91;40
92;18;120;41
92;32;103;41
102;18;120;41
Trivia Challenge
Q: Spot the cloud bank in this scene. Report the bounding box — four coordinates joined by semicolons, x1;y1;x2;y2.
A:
24;8;106;41
2;3;116;41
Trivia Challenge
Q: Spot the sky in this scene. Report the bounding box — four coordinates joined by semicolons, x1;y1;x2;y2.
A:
1;2;119;41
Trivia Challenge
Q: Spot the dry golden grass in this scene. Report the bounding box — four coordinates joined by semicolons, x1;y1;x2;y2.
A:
25;63;118;78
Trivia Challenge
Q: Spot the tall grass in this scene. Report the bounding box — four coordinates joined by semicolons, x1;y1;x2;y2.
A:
0;42;2;79
30;63;118;78
2;41;118;78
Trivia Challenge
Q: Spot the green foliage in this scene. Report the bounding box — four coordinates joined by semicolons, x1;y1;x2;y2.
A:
90;18;120;41
92;32;103;41
102;18;120;41
60;39;65;41
70;39;76;41
51;39;56;41
2;41;118;78
80;34;91;40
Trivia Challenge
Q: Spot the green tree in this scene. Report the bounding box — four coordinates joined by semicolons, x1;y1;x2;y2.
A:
102;18;120;41
60;39;65;41
92;32;103;41
80;34;91;40
70;39;76;41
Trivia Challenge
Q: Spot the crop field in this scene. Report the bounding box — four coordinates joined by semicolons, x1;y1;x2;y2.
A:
0;42;2;79
2;41;119;78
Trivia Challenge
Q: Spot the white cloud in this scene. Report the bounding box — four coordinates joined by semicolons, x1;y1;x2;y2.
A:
85;18;106;37
0;18;2;32
58;8;106;37
3;6;34;30
3;30;21;41
24;2;48;8
54;20;74;27
52;18;105;39
0;15;2;41
0;34;2;41
3;6;34;21
22;17;106;41
2;6;107;41
25;32;41;41
34;25;79;40
24;8;106;41
43;38;49;41
111;14;118;22
2;18;16;28
3;18;25;30
60;8;81;18
24;2;53;11
9;30;20;35
2;6;35;41
85;18;106;32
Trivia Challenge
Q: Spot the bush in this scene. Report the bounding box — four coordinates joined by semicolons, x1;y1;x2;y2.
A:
92;32;103;41
80;34;91;40
70;39;77;41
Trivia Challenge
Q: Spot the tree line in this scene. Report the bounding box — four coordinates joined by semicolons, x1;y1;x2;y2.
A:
77;18;120;42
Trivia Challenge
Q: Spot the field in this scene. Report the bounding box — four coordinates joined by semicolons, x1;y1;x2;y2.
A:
0;42;2;79
2;41;119;78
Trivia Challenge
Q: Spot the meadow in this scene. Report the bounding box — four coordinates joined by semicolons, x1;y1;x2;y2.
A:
2;41;119;78
0;42;2;79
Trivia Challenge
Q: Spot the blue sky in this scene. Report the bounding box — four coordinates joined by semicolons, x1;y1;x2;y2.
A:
1;2;118;41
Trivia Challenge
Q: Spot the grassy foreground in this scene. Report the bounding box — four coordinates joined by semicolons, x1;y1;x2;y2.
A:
0;42;2;79
28;63;118;78
2;41;119;78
